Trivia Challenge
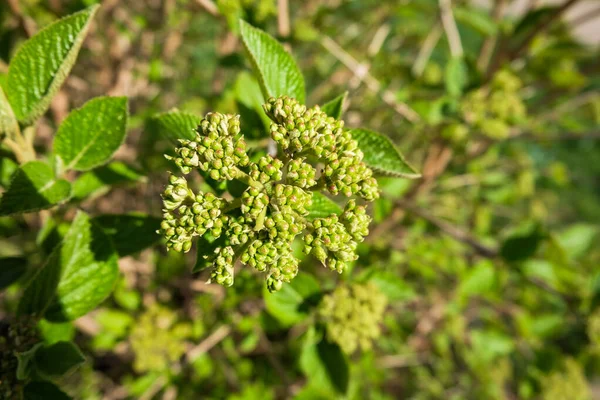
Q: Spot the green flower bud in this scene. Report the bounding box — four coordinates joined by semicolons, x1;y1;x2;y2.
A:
210;246;235;287
249;155;284;184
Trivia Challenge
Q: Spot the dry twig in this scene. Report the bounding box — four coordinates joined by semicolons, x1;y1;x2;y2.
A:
320;36;420;123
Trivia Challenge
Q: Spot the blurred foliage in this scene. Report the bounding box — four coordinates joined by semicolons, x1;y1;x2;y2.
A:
1;0;600;399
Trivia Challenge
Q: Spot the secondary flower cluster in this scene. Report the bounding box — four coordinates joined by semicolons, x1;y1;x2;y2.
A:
318;282;388;354
130;305;192;373
458;70;527;140
159;96;378;291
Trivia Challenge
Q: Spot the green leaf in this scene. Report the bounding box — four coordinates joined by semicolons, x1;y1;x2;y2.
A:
300;332;349;395
33;341;85;378
500;222;545;263
555;224;598;260
18;211;119;321
457;260;496;302
239;20;305;103
0;155;19;188
264;272;321;326
16;343;43;380
23;381;71;400
6;6;99;125
0;85;18;138
307;192;342;220
93;213;161;257
54;96;128;171
0;161;71;216
445;56;468;97
349;128;420;178
321;92;347;119
71;161;145;201
0;257;27;289
470;330;514;363
454;7;498;36
152;109;200;144
234;71;272;135
367;271;416;302
38;319;75;345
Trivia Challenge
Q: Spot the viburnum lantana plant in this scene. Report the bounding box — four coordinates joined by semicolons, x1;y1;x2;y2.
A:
160;96;379;291
155;21;419;293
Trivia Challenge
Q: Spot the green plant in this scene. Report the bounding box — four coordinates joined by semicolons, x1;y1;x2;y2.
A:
1;1;600;399
155;21;418;294
0;5;159;397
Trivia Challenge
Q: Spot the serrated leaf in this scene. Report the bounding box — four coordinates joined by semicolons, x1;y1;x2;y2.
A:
0;257;27;289
54;96;128;171
321;92;347;119
0;161;71;216
18;211;119;321
33;341;85;378
0;85;18;138
264;272;321;326
300;333;349;395
349;128;420;178
445;56;468;97
71;161;145;200
307;192;342;220
239;20;305;103
152;109;200;144
23;381;71;400
93;213;161;257
6;5;99;125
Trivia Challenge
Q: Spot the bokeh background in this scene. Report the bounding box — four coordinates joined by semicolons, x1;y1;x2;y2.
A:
1;0;600;399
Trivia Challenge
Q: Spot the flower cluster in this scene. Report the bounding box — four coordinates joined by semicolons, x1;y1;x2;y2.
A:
129;305;192;373
457;70;527;140
160;97;378;291
263;96;378;200
541;358;591;400
318;282;388;354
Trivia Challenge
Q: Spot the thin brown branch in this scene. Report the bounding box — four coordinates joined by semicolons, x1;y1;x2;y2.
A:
439;0;463;58
567;5;600;27
378;354;426;369
397;199;499;258
277;0;290;38
186;324;231;361
510;0;580;60
320;36;420;123
7;0;36;36
194;0;220;16
477;0;507;72
509;130;600;142
367;24;391;57
412;24;443;77
491;0;581;74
